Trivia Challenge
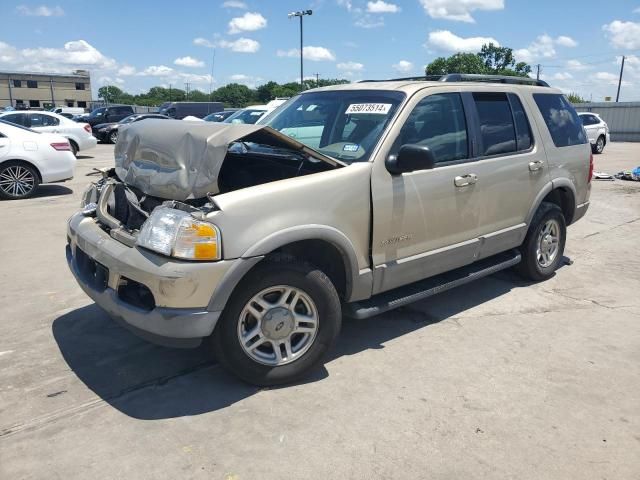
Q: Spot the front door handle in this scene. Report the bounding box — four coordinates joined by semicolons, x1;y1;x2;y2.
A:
454;173;477;187
529;160;544;172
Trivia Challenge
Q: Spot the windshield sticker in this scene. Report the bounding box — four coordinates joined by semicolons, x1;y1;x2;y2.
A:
343;144;360;152
345;103;392;115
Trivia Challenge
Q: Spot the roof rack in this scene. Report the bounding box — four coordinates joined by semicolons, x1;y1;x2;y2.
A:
359;73;549;87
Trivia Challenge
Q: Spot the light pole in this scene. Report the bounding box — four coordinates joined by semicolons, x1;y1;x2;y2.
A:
288;10;313;89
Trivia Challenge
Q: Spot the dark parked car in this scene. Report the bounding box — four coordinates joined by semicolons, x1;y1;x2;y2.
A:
85;105;135;127
203;110;238;122
93;113;170;143
158;102;223;119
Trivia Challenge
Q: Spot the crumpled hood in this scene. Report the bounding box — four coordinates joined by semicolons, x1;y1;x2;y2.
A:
114;119;342;201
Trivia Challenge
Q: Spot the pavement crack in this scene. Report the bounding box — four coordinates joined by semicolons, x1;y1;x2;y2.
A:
582;217;640;239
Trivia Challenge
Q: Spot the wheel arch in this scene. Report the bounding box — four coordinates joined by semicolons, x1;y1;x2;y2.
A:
207;225;372;313
526;180;576;227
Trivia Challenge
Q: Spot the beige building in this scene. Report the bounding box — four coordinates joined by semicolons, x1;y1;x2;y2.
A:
0;70;92;110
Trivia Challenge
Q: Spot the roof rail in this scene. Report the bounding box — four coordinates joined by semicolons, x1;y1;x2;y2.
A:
359;73;549;87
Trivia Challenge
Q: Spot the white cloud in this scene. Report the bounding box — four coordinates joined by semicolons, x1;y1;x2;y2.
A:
556;35;578;48
552;72;573;81
179;73;214;85
514;34;556;63
138;65;174;76
336;0;354;12
392;60;414;73
222;0;247;8
602;20;640;49
229;74;263;88
228;12;267;34
355;15;385;28
230;74;251;81
427;30;499;53
337;61;364;71
16;4;64;16
117;64;137;76
0;39;116;73
419;0;503;23
193;37;215;48
174;56;205;68
366;1;400;13
595;71;620;84
217;37;261;53
566;59;588;71
277;46;336;61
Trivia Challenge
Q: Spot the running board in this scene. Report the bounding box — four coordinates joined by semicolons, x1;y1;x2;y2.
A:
343;249;521;320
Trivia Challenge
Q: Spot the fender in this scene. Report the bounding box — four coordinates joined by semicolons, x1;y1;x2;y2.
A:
207;225;373;313
525;178;577;227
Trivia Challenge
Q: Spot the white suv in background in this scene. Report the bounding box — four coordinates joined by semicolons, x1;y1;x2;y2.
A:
578;112;610;154
0;111;97;157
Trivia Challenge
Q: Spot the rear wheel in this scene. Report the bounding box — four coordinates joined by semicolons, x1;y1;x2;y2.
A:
212;258;342;386
592;135;605;154
69;140;78;157
0;161;40;200
516;202;566;281
109;131;118;144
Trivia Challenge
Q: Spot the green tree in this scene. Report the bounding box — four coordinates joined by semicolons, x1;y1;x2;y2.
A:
566;92;586;103
426;44;532;77
426;53;488;75
211;83;257;107
98;85;124;103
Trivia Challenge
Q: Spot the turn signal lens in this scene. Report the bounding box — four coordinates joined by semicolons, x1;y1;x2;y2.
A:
174;221;220;260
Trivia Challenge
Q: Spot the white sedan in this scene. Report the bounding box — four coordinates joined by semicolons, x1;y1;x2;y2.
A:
0;110;97;157
0;119;76;200
578;112;610;154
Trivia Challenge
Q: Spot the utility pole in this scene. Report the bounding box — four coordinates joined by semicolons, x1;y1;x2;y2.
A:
184;82;191;100
169;84;172;102
616;55;625;102
314;72;320;87
536;64;541;81
209;48;216;103
288;10;313;89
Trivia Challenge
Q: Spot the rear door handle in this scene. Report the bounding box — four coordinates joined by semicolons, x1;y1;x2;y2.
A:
529;160;544;172
454;173;477;187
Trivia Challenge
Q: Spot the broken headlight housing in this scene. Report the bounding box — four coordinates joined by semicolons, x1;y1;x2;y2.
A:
136;207;221;261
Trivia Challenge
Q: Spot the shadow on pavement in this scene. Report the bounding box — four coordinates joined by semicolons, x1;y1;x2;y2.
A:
32;185;73;198
53;270;521;420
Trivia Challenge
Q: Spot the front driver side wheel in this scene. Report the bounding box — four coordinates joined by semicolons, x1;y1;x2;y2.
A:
212;257;342;386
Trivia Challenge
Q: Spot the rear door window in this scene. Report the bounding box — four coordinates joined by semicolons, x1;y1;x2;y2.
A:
473;92;517;156
508;94;532;151
533;93;587;147
2;113;26;127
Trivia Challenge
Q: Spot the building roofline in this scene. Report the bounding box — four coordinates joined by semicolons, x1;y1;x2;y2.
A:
0;70;91;78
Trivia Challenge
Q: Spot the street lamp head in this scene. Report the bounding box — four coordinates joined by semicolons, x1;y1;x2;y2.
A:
288;9;313;18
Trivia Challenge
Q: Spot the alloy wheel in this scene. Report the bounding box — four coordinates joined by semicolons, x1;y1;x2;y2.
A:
0;165;36;198
237;285;319;366
536;219;561;268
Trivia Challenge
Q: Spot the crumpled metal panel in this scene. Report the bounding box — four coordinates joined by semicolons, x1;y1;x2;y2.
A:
114;120;265;201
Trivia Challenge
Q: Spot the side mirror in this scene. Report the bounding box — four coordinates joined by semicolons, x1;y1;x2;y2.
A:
385;144;436;175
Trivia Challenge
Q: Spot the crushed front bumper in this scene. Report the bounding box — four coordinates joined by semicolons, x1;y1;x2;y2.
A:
66;212;237;347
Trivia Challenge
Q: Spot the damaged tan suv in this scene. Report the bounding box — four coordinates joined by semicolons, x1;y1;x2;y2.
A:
67;74;592;385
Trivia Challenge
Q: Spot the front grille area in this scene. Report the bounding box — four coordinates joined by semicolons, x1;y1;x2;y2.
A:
75;247;109;292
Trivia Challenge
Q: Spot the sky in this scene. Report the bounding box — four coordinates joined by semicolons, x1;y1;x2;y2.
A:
1;0;640;101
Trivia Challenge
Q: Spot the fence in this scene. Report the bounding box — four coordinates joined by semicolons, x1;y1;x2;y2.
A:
573;102;640;142
89;101;159;113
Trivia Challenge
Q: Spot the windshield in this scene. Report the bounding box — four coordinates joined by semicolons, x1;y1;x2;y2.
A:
88;108;106;118
261;90;405;162
119;115;138;124
224;108;267;125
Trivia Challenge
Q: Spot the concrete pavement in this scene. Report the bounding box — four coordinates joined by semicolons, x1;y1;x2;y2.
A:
1;143;639;479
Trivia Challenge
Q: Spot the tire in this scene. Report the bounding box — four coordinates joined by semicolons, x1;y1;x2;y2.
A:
592;135;605;154
212;257;342;386
109;131;118;144
0;161;40;200
516;202;566;281
69;140;78;157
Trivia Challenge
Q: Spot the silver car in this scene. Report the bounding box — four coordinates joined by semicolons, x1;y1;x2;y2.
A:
67;75;591;385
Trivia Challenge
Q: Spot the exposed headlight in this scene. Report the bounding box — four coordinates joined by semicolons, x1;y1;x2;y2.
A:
136;207;221;261
80;183;98;208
